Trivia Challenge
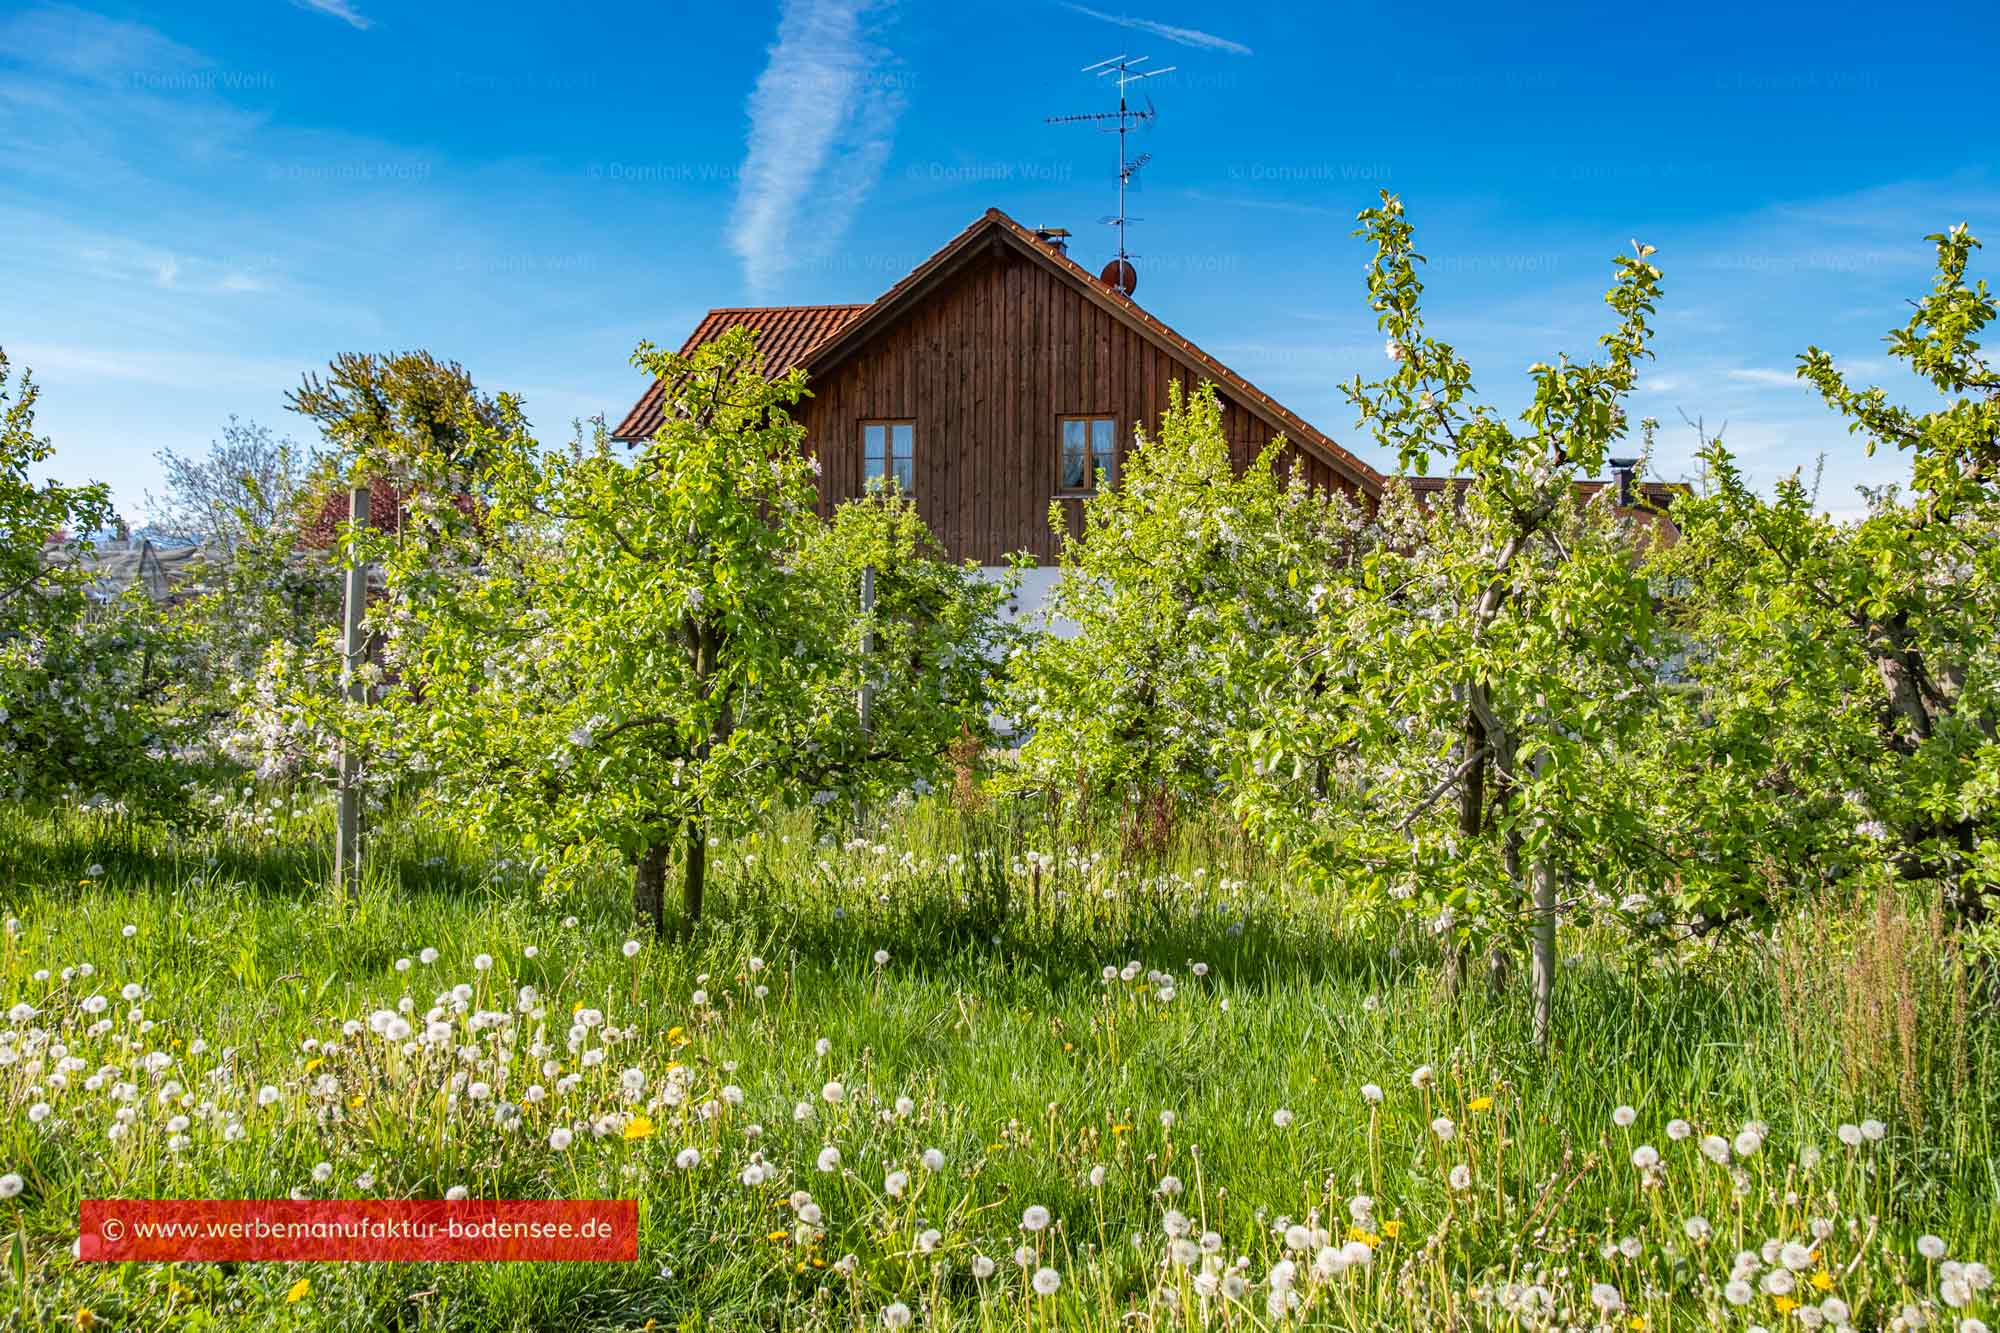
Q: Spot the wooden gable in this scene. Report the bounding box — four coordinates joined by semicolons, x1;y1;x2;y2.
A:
794;237;1370;564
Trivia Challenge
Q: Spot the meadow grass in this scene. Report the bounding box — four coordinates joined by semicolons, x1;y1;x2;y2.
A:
0;794;1995;1330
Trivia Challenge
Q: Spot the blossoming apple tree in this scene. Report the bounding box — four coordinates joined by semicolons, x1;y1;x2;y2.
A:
1647;223;1998;923
367;328;1007;932
1005;381;1366;845
1231;194;1670;1042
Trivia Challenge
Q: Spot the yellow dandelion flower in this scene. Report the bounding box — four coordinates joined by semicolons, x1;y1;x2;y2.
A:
623;1115;656;1142
1628;1318;1647;1331
1381;1219;1403;1240
1468;1096;1494;1113
766;1230;789;1242
1347;1226;1380;1247
285;1278;311;1303
1773;1295;1798;1315
303;1058;323;1074
1811;1270;1834;1292
76;1310;98;1330
348;1094;366;1109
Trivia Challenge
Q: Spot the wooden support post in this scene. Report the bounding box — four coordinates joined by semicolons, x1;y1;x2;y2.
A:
1528;747;1558;1049
333;485;370;895
854;564;875;832
858;564;876;740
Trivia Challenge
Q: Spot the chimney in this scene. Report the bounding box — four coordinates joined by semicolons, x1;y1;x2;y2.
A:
1032;226;1071;257
1607;458;1639;508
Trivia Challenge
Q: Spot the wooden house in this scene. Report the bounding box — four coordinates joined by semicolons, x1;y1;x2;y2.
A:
612;207;1382;566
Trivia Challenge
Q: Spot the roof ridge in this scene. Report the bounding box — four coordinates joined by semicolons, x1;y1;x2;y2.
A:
702;303;873;313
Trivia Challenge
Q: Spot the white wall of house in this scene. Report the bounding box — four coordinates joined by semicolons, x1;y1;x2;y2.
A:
978;563;1078;639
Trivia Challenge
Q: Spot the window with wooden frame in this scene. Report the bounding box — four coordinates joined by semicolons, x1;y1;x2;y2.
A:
1058;416;1118;494
861;421;915;495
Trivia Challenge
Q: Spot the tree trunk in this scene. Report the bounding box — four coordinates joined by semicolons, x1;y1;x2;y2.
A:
682;815;707;932
1870;612;1940;748
1440;704;1487;1003
1485;710;1521;999
633;841;668;937
1442;942;1469;1001
1456;708;1486;844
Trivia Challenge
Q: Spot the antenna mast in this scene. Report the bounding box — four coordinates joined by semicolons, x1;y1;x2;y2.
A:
1047;54;1174;293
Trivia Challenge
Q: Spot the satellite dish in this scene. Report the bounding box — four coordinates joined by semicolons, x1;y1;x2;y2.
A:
1099;258;1138;296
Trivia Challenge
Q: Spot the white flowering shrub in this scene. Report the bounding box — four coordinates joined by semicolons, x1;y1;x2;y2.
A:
0;351;195;805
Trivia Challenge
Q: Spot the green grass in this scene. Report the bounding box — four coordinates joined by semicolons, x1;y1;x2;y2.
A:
0;795;1995;1330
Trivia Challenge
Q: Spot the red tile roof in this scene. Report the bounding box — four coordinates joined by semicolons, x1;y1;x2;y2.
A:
610;304;869;441
297;476;479;550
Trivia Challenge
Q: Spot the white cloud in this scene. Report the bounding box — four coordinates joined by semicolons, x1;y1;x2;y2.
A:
1725;367;1809;388
1061;3;1252;55
290;0;372;30
1181;188;1332;215
0;4;208;83
11;341;302;390
729;0;905;294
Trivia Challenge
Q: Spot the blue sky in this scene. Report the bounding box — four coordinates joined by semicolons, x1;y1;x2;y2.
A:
3;0;1995;521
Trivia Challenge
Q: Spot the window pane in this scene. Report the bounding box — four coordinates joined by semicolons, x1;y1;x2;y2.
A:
1060;419;1089;490
1092;418;1116;486
890;423;913;459
891;455;913;494
863;423;885;471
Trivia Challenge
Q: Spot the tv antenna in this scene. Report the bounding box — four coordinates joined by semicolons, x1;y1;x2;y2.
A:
1046;54;1175;295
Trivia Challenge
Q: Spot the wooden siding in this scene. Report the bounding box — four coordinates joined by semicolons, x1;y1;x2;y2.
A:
795;245;1360;565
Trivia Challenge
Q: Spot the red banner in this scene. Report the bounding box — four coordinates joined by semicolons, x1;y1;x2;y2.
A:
77;1199;637;1263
